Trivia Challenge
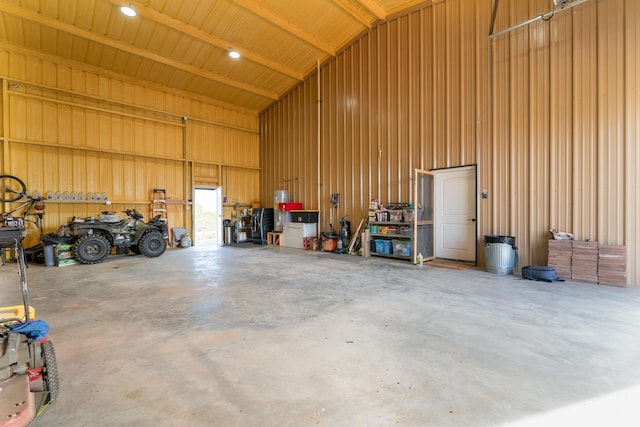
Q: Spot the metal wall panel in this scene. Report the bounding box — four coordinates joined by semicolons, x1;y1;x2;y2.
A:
571;3;598;242
549;6;574;238
626;0;640;283
193;162;219;186
261;3;478;234
597;0;625;244
1;48;258;237
188;120;259;169
260;0;640;285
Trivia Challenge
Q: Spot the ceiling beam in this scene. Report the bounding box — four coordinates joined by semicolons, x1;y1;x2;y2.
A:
230;0;335;56
111;0;303;81
386;0;432;16
354;0;386;20
330;0;376;27
0;2;278;100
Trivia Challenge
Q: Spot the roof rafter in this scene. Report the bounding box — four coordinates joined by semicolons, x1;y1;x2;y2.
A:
230;0;335;56
386;0;432;16
330;0;376;27
0;1;278;100
354;0;386;20
110;0;304;81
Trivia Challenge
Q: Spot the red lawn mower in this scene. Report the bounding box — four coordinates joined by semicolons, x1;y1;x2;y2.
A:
1;175;59;426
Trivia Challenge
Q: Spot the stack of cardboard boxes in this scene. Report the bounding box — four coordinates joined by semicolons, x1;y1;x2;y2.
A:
547;240;626;287
597;245;627;287
571;241;599;284
547;240;572;279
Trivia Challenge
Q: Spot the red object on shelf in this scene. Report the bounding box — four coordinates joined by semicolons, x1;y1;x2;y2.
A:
278;202;303;211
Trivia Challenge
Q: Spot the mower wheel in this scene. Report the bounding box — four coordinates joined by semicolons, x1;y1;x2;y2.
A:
42;340;60;400
75;234;110;264
139;230;167;258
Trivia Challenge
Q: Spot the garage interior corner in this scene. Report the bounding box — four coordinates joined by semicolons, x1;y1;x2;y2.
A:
5;243;640;427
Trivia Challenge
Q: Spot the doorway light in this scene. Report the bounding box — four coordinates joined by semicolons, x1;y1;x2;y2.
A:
120;6;137;17
228;49;241;59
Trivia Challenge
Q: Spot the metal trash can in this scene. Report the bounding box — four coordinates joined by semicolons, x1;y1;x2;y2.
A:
223;220;233;245
484;235;518;275
44;244;56;267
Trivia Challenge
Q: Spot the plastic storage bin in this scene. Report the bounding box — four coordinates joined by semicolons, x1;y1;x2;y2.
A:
388;210;403;221
392;239;411;257
374;239;393;255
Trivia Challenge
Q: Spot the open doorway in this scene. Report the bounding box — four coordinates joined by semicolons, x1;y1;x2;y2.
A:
193;188;222;245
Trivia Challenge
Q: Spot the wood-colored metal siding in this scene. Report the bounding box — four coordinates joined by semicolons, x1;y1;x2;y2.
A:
262;3;479;235
0;47;258;237
627;0;640;282
260;0;640;285
260;74;319;211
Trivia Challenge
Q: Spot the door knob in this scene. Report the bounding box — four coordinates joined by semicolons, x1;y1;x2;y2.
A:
469;218;476;222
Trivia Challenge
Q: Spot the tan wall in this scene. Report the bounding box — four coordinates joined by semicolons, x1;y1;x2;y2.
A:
0;46;259;242
260;0;640;285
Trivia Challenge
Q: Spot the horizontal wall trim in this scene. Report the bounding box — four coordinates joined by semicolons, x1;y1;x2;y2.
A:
0;43;261;116
3;139;261;171
6;138;186;162
189;160;260;171
4;77;259;134
3;77;181;120
9;91;185;127
187;117;259;134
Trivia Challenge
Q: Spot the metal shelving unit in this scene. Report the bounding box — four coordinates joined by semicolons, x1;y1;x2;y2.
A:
369;220;413;261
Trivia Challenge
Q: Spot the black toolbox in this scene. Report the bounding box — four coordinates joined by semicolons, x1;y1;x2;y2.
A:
290;210;319;223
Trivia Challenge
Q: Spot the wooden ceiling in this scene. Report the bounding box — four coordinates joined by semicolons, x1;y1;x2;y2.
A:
0;0;428;113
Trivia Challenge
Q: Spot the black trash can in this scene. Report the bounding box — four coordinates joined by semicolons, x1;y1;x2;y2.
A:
484;235;518;275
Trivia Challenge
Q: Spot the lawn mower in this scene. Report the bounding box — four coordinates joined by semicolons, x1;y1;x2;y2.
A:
1;175;59;425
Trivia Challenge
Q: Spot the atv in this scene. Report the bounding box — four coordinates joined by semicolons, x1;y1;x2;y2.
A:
68;209;168;264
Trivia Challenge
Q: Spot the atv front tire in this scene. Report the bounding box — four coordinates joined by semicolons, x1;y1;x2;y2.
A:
139;230;167;258
75;234;110;264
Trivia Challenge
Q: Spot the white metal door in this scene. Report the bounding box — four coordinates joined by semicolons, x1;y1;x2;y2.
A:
435;166;476;261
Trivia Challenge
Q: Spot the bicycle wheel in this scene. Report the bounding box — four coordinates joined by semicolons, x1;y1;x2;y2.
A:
0;174;27;202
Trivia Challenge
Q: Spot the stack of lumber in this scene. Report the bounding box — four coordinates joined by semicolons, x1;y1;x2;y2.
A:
547;240;572;279
571;241;598;284
597;245;626;287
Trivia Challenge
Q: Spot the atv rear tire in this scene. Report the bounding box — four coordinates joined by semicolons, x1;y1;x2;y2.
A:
42;340;60;401
75;234;110;264
139;230;167;258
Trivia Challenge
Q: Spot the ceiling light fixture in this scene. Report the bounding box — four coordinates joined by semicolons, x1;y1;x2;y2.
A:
120;6;137;17
228;49;241;59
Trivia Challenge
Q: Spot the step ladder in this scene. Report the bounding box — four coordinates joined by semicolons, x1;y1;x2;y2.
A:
151;189;169;245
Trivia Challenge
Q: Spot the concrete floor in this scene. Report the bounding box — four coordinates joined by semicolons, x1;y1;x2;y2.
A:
2;243;640;426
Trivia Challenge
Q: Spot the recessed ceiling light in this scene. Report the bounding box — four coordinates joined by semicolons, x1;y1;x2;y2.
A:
120;6;136;17
228;50;241;59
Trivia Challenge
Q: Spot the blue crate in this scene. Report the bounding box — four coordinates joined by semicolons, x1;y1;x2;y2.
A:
375;239;392;255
